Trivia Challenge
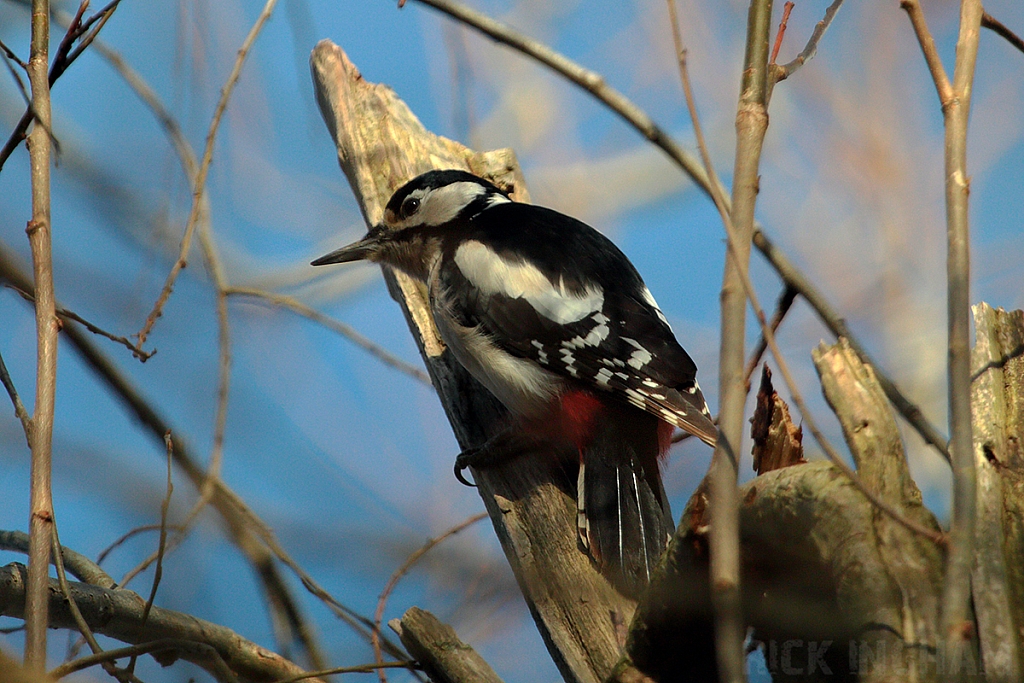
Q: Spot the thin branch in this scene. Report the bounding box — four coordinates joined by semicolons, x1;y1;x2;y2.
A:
0;0;120;171
406;0;712;190
743;285;797;392
769;1;795;65
226;286;433;386
23;0;57;668
407;0;950;467
126;433;175;675
0;39;31;108
136;0;279;349
5;284;155;360
271;661;419;683
372;513;486;682
750;230;951;461
982;11;1024;55
769;0;845;90
940;0;983;667
900;0;954;105
672;0;945;555
903;0;982;665
50;526;131;683
95;524;183;566
1;563;316;683
714;0;775;678
0;348;33;447
0;529;115;589
51;640;240;683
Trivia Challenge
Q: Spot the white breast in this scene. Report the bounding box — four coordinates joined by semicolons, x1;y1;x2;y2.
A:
429;273;562;418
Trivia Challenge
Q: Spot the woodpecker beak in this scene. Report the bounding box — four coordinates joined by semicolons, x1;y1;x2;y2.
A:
311;227;383;266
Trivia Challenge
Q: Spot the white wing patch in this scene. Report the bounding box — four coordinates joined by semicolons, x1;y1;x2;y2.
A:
455;240;604;324
641;286;671;328
621;337;653;370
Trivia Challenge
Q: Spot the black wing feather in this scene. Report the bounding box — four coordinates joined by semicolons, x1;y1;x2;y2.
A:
439;204;717;444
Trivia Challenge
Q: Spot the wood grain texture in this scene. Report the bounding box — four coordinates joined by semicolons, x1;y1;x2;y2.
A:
750;364;804;475
814;339;945;681
310;40;633;683
970;303;1024;681
392;607;504;683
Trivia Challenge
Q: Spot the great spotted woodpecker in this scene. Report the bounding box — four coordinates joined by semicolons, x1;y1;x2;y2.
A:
313;170;716;594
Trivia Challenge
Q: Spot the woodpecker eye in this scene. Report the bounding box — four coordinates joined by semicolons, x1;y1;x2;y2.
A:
401;197;421;218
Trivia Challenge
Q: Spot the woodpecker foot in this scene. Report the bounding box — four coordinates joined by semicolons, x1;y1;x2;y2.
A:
454;448;482;487
453;429;544;487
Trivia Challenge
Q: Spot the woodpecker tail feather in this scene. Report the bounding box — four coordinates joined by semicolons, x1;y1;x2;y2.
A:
577;409;673;597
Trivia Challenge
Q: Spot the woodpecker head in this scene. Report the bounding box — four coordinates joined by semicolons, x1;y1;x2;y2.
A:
311;170;511;276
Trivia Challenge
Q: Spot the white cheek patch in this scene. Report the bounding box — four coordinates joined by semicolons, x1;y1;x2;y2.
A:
418;182;488;226
454;240;605;324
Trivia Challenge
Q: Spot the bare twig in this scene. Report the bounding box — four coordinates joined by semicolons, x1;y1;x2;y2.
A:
750;231;952;461
23;0;57;668
51;639;239;683
714;0;775;678
50;526;128;683
407;0;950;468
126;434;175;675
743;285;797;392
902;0;982;667
768;0;845;93
5;284;155;360
95;524;183;566
271;661;419;683
982;11;1024;55
0;529;115;589
0;0;121;170
0;349;33;446
769;2;795;64
372;513;486;682
900;1;954;103
0;39;31;107
226;286;432;385
406;0;711;189
2;563;317;683
136;0;279;349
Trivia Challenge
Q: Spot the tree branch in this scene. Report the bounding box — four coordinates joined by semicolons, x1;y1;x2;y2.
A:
969;303;1024;679
390;608;504;683
23;0;56;669
310;40;635;683
0;562;321;683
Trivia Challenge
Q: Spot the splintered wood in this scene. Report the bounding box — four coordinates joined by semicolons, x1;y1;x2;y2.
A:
750;364;804;475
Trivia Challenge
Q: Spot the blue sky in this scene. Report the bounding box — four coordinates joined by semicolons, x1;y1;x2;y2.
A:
1;1;1022;680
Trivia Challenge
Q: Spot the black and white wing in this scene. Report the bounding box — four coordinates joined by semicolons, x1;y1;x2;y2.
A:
437;203;717;445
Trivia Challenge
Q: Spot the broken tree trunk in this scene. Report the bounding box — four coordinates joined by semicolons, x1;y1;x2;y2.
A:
309;37;1024;683
310;40;632;683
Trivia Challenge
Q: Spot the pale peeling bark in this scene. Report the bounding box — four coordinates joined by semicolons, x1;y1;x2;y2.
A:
308;40;1024;683
310;40;632;683
624;341;950;682
970;303;1024;681
391;607;504;683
